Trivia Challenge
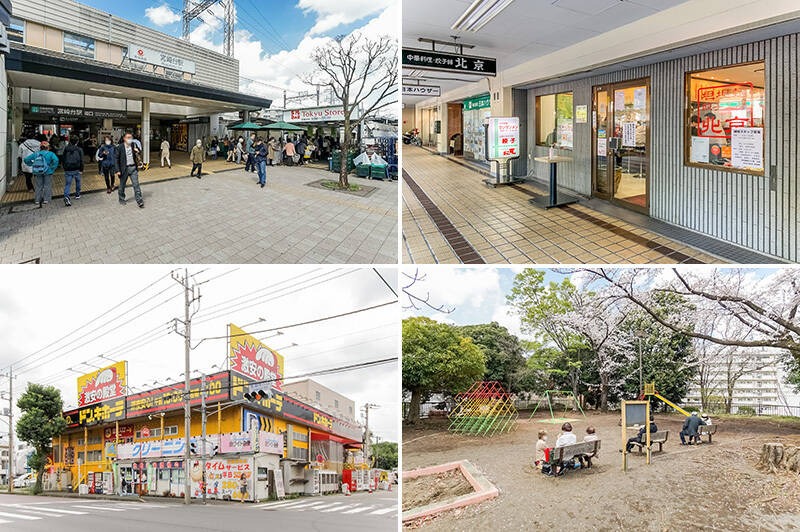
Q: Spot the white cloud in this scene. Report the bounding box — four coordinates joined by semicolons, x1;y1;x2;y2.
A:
297;0;396;35
402;267;502;316
145;4;181;26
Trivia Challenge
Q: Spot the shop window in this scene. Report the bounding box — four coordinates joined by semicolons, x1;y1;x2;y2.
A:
685;62;765;175
536;92;573;149
315;391;321;401
8;17;24;43
164;425;178;436
334;399;339;409
158;469;169;481
86;450;102;462
63;32;95;59
77;451;84;464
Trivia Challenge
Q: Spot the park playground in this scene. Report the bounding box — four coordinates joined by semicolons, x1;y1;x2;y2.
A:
402;406;800;531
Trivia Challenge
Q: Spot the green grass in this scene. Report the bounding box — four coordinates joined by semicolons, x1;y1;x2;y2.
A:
321;180;360;191
711;413;800;426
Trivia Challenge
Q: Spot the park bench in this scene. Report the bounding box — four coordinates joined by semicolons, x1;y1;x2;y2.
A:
547;440;601;476
630;430;669;453
697;424;717;444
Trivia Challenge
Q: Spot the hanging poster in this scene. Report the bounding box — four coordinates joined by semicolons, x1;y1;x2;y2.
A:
622;122;636;147
690;136;710;163
597;137;607;157
633;87;647;110
575;105;588;123
731;127;764;170
258;431;283;455
615;90;626;110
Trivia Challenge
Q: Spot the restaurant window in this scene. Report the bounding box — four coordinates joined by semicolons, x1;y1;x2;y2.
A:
536;92;573;149
63;32;95;59
686;62;765;174
8;17;24;43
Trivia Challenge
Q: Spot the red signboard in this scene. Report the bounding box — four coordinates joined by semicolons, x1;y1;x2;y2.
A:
695;82;754;139
104;425;134;441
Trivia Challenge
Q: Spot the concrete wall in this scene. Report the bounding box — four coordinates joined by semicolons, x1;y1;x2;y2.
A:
12;0;239;91
0;55;7;200
523;33;799;261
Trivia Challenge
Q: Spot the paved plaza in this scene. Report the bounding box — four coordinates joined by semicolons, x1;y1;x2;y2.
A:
0;164;397;264
402;146;732;265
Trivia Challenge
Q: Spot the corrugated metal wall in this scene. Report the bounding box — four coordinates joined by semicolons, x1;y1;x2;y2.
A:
524;34;798;262
12;0;239;92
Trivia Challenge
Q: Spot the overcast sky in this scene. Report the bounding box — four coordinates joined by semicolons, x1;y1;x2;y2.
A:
0;266;399;442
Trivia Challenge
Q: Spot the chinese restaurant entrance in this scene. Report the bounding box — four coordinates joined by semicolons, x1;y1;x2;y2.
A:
592;78;651;214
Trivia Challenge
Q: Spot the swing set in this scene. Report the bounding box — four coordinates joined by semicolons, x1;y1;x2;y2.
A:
529;390;586;423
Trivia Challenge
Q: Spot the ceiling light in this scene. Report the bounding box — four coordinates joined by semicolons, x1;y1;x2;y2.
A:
452;0;514;32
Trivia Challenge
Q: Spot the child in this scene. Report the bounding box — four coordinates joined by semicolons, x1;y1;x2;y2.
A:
535;430;548;469
578;426;599;468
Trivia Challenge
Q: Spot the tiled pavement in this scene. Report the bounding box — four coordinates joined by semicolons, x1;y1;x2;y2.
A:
0;165;397;264
402;146;729;265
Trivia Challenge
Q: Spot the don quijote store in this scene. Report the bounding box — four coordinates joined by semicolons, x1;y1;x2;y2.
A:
0;0;272;198
45;324;379;501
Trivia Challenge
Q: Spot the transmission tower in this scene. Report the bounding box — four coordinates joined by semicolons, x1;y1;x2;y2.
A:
182;0;235;58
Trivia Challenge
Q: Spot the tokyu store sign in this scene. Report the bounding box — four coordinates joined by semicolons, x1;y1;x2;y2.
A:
283;105;359;123
127;44;196;74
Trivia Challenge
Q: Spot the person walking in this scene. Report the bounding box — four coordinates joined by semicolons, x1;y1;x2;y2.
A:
96;135;116;193
267;137;277;166
210;137;219;160
236;137;244;164
190;139;206;178
160;139;171;168
244;133;256;173
253;137;268;188
62;137;84;207
18;135;41;192
23;141;59;207
284;137;296;166
296;136;307;166
114;132;145;208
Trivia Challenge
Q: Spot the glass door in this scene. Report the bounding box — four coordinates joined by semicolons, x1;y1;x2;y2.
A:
592;79;651;213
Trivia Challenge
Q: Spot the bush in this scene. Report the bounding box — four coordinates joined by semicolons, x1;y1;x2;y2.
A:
736;405;756;416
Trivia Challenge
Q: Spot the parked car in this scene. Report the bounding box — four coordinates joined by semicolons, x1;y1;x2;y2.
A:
13;472;35;488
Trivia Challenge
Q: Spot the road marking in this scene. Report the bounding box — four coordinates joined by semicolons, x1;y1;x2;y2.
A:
256;500;311;509
320;504;350;512
342;505;375;514
0;518;11;524
11;505;87;515
303;502;341;511
73;504;126;512
292;501;331;511
370;507;395;515
0;511;42;520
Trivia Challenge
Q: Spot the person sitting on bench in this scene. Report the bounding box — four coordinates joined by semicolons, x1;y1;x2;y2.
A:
626;415;657;453
577;426;598;468
556;422;577;447
680;411;706;445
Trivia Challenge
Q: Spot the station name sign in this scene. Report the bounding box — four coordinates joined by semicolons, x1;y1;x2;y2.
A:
128;44;196;74
402;47;497;76
28;105;127;120
402;84;441;97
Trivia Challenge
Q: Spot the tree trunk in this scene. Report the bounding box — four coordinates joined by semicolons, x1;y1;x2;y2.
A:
600;385;609;412
340;115;351;189
758;443;785;473
407;389;422;424
34;467;44;494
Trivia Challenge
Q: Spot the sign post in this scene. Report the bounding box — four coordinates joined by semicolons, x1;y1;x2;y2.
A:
483;117;525;187
621;400;651;472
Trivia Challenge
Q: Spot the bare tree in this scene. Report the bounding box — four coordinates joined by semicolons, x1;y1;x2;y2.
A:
304;33;398;188
402;269;453;313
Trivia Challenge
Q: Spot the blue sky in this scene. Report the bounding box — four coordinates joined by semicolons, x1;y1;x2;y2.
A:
77;0;397;102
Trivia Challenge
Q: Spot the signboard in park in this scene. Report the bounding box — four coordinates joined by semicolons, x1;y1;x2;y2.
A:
402;84;441;97
402;47;497;76
486;117;520;160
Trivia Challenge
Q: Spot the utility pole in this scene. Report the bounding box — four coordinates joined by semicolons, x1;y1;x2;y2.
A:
316;86;320;106
1;368;14;493
172;269;200;505
362;403;379;462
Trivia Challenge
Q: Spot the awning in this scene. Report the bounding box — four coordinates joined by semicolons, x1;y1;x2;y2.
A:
311;432;361;445
229;121;264;130
262;121;305;131
7;45;272;114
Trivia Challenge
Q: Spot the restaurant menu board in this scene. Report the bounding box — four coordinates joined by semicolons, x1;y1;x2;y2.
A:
622;122;636;147
486;117;520;159
731;127;764;170
691;136;710;163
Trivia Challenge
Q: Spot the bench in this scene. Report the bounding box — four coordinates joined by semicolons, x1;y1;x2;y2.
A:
629;430;669;453
547;440;601;476
697;424;717;443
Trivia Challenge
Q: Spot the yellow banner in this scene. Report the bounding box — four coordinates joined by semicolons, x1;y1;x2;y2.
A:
229;324;285;390
77;361;127;407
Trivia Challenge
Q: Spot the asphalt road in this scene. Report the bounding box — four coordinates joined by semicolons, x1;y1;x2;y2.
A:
0;491;398;531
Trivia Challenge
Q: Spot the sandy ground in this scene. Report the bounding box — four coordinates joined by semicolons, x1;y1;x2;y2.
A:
403;413;800;531
403;469;474;512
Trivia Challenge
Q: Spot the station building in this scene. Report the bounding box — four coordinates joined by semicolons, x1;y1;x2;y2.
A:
0;0;271;198
407;2;800;262
45;325;364;501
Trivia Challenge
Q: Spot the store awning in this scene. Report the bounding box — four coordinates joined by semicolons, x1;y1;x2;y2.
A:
229;121;264;130
263;121;305;131
311;432;361;445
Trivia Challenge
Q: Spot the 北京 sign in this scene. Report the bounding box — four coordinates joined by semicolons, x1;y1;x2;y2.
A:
402;48;496;76
486;117;520;160
402;84;441;97
128;44;196;74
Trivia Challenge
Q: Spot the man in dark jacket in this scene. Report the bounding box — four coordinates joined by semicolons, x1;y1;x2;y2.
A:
626;415;658;453
114;132;144;208
680;411;706;445
253;137;268;188
62;137;84;207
